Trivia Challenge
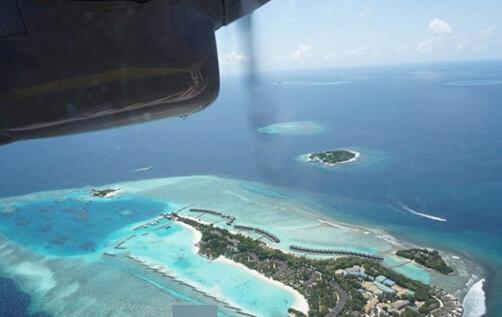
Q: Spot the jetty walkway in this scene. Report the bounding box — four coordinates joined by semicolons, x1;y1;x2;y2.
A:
189;208;236;225
234;225;280;243
289;245;383;261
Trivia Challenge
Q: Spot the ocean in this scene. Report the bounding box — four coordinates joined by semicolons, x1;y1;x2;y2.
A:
1;60;501;316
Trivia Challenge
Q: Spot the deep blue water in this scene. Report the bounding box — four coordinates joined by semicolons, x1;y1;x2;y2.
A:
1;60;502;315
0;278;50;317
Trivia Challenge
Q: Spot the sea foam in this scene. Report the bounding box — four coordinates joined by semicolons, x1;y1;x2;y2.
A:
463;279;486;317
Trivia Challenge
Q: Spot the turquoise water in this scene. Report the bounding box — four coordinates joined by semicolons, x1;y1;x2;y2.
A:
0;192;169;256
257;121;323;135
0;176;481;317
0;184;304;317
121;222;298;317
1;61;502;315
382;257;430;284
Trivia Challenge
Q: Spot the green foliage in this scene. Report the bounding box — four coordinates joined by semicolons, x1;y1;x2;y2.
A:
288;308;307;317
310;150;355;164
396;249;454;274
175;216;442;317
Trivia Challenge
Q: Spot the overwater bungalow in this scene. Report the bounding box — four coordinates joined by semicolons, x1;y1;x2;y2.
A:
289;245;383;261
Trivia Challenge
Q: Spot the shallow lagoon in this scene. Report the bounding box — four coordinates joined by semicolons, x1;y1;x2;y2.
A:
258;121;323;135
0;191;169;256
445;80;502;86
0;175;484;316
113;222;300;317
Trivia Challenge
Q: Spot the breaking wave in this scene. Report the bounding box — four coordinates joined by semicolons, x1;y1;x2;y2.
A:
463;279;486;317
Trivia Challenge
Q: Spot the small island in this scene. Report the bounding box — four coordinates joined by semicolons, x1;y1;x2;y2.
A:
170;214;462;317
396;249;454;275
90;188;119;198
307;150;359;166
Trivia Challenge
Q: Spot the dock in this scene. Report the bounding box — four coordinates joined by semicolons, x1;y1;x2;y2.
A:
234;225;280;243
289;245;383;261
114;234;136;249
189;208;236;226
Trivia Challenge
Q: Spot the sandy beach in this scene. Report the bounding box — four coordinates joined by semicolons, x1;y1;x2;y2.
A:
214;256;310;315
177;221;202;253
178;220;309;314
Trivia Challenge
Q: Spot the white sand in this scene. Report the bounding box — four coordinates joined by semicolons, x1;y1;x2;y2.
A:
177;222;202;253
344;150;361;163
173;220;309;315
214;256;310;315
104;188;123;198
318;219;345;229
127;254;267;317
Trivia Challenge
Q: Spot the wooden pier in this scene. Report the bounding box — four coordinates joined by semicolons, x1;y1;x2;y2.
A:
189;208;236;225
289;245;383;261
234;225;280;243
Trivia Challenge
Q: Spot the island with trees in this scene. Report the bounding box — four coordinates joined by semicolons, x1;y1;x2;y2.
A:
307;150;359;166
170;213;462;317
396;249;454;275
90;188;119;198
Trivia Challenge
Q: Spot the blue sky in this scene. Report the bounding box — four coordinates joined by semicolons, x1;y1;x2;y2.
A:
216;0;502;72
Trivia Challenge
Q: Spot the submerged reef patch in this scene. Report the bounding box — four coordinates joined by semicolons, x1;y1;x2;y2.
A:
258;121;323;135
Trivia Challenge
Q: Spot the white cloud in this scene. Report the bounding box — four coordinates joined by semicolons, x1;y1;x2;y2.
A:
417;18;454;54
457;26;497;52
394;44;408;54
291;44;312;60
480;26;496;40
350;46;368;56
323;53;334;61
223;52;247;63
269;55;283;63
428;18;453;35
417;37;436;53
358;4;373;17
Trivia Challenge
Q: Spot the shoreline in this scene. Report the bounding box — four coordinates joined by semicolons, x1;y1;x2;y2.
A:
0;175;488;315
174;217;309;315
181;219;309;314
303;149;361;167
177;222;202;253
123;220;309;317
174;187;482;303
462;278;486;317
214;256;309;316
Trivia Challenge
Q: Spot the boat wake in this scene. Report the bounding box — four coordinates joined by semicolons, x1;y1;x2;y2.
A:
132;166;152;172
392;200;447;222
462;279;486;317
